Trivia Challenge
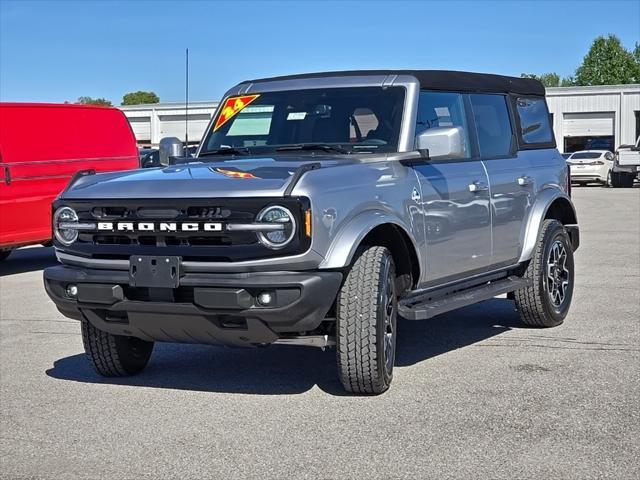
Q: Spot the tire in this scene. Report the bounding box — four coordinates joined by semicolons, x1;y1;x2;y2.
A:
81;321;154;376
514;219;575;327
336;246;398;394
605;170;612;187
0;250;11;262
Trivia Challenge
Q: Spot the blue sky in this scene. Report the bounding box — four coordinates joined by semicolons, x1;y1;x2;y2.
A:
1;0;638;104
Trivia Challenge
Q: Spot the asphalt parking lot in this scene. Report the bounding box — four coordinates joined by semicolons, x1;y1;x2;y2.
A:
1;186;638;480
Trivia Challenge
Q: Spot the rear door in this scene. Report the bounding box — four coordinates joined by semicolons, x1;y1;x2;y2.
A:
469;94;534;266
412;91;492;283
0;105;139;248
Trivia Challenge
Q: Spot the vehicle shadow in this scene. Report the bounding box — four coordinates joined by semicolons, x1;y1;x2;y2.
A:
0;247;58;277
46;298;521;396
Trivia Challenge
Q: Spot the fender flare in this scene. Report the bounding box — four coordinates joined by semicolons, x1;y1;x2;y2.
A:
319;210;422;274
518;188;577;263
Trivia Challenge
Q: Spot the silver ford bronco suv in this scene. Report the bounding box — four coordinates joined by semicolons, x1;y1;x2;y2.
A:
44;70;579;394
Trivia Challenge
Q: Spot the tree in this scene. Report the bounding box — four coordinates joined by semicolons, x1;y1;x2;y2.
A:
520;72;562;87
574;34;640;85
76;96;112;106
122;91;160;105
634;42;640;65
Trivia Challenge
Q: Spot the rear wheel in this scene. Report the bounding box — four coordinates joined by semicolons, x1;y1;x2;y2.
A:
514;220;574;327
81;321;154;376
605;170;612;187
336;246;398;394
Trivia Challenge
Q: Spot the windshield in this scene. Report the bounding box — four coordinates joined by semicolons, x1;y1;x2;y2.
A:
200;87;405;156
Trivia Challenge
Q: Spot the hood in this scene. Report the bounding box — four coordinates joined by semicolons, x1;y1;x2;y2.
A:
63;157;353;199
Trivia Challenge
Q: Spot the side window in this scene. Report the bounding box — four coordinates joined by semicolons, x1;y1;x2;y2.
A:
469;94;513;158
416;91;470;158
515;97;553;144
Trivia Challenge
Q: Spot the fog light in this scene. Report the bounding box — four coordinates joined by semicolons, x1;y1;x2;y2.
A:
66;284;78;297
257;291;273;306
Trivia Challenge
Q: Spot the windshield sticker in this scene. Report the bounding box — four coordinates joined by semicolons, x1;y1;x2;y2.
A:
212;167;259;179
287;112;307;120
213;94;261;132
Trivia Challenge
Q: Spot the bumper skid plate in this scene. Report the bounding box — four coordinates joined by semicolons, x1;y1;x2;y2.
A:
44;265;342;347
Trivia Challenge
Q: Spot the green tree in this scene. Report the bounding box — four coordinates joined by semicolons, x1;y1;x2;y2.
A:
574;34;640;85
121;91;160;105
76;96;112;106
634;42;640;64
520;72;562;87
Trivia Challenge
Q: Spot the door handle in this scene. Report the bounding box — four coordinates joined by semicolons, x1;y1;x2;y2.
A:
517;175;532;186
468;181;488;193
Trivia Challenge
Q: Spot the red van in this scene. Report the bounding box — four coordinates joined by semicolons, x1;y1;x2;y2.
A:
0;103;139;260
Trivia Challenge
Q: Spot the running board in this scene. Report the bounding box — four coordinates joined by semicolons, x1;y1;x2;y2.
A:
398;276;530;320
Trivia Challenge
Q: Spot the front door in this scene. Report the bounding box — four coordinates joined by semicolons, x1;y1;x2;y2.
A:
413;91;492;284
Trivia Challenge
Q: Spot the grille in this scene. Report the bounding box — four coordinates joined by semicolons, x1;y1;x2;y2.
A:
56;197;311;262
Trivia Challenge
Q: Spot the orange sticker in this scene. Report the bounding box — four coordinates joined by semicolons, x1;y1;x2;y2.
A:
214;167;258;179
213;94;261;131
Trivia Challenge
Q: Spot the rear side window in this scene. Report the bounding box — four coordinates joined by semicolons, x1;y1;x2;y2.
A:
469;94;513;158
515;97;553;145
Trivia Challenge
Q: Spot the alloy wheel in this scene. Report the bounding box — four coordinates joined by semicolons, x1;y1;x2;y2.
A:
546;240;570;307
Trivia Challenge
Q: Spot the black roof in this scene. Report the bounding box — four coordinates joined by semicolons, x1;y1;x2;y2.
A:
246;70;545;96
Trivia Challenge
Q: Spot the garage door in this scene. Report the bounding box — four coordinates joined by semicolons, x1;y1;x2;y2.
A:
563;112;615;137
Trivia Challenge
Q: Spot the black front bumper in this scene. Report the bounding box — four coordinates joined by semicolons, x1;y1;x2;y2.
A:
44;265;342;347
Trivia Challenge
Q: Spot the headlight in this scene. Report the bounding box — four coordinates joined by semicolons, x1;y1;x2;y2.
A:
53;207;79;245
256;205;296;249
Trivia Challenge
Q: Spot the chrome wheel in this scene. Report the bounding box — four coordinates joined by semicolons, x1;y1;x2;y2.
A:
546;240;570;307
382;271;397;374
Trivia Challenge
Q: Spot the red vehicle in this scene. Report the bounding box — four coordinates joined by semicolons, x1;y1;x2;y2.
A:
0;103;139;260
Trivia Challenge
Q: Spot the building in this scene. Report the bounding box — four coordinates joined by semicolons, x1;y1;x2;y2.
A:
546;84;640;153
120;101;218;147
120;84;640;152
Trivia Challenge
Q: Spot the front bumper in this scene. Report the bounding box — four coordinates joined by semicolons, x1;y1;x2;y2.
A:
44;265;342;347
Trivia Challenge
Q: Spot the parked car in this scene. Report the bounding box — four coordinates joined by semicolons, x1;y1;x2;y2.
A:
44;70;579;394
561;153;572;160
0;103;139;260
612;136;640;188
566;150;614;186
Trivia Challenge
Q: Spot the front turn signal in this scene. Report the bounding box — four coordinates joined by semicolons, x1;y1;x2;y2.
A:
304;209;312;237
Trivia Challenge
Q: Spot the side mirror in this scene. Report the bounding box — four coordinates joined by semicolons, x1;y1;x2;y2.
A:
159;137;183;166
415;126;466;160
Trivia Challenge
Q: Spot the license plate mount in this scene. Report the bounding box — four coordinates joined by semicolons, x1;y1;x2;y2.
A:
129;255;181;288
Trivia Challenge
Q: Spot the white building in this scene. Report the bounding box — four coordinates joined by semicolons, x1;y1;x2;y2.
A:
120;84;640;152
546;84;640;152
121;101;218;147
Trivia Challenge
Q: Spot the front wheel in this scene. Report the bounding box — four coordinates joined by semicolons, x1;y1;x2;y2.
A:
514;220;575;327
81;321;154;376
336;246;398;394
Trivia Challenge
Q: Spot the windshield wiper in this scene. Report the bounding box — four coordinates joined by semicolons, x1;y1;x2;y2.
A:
199;146;251;157
276;143;349;154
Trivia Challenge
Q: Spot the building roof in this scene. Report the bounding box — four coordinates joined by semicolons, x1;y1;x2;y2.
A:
245;70;545;96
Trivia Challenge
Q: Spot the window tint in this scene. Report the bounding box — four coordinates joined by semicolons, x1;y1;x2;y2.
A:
571;152;603;159
516;97;553;144
469;94;513;158
416;91;470;158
